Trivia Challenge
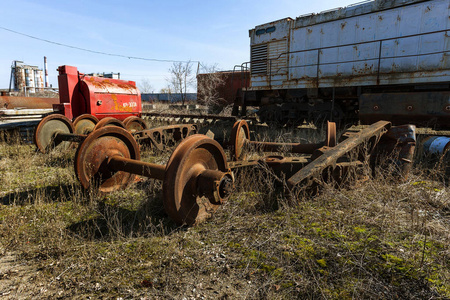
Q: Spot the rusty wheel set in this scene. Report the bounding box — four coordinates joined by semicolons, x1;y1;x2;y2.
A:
42;117;415;226
34;113;197;153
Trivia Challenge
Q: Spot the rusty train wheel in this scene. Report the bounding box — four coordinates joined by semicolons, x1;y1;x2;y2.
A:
74;126;140;193
163;134;229;226
34;114;74;153
229;120;250;161
93;117;126;131
123;116;148;133
326;121;337;147
73;114;99;135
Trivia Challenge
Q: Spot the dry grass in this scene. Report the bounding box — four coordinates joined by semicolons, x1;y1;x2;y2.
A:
0;127;448;299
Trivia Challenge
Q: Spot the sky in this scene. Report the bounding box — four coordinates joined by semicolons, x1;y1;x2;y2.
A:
0;0;359;92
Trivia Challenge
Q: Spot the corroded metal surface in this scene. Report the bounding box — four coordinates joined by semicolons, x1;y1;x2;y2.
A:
286;121;392;192
58;65;141;121
123;116;148;133
0;96;59;109
229;119;337;160
73;114;98;135
34;114;74;153
74;126;140;193
133;124;197;151
74;128;234;226
163;134;233;226
229;120;250;160
93;117;126;131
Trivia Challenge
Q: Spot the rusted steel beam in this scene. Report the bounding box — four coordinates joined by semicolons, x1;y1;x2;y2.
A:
0;96;59;109
286;120;391;191
133;124;197;150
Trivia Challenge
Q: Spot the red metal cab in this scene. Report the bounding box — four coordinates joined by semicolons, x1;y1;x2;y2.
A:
54;65;141;120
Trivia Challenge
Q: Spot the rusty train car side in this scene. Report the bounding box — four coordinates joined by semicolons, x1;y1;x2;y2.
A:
233;0;450;127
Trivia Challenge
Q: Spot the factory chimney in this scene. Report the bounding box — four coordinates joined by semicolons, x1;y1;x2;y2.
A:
44;56;49;88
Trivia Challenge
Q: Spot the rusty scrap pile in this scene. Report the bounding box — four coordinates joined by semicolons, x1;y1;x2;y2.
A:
50;117;417;226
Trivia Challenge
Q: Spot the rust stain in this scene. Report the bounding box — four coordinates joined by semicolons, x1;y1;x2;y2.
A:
111;94;133;112
340;22;347;29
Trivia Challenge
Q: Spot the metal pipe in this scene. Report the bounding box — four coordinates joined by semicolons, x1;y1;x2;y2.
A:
53;133;87;144
107;155;166;181
44;56;49;88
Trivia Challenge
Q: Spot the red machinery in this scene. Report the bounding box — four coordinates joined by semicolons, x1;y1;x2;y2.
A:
54;65;142;120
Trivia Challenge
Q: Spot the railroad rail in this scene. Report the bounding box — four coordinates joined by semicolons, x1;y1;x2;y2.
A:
142;111;257;125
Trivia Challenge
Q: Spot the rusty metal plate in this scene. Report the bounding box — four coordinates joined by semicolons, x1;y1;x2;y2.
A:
74;126;140;193
73;114;99;135
163;134;230;226
123;116;148;133
34;114;74;153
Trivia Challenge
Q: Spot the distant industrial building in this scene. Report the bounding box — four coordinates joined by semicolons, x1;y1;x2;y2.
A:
9;60;45;93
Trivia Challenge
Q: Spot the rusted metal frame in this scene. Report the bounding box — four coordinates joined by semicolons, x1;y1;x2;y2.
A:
230;120;336;159
133;124;197;151
286;120;391;191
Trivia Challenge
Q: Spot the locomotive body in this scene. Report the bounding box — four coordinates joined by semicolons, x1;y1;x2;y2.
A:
236;0;450;126
55;65;141;120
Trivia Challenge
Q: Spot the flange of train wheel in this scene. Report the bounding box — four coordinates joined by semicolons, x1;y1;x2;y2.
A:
73;114;99;135
163;135;233;226
34;114;74;153
229;120;250;161
74;126;140;193
93;117;126;131
123;116;148;133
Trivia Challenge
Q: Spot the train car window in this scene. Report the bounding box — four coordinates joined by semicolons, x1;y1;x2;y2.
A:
265;26;276;33
256;29;266;35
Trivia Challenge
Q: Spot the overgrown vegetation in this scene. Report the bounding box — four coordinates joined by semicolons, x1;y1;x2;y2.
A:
0;126;448;299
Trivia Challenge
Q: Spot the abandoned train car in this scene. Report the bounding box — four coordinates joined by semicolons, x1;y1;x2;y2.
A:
233;0;450;127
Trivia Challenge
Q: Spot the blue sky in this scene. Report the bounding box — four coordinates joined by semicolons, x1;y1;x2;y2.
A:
0;0;358;92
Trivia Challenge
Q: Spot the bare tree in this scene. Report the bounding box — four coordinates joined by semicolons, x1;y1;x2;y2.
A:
137;78;154;93
197;63;225;113
167;61;194;105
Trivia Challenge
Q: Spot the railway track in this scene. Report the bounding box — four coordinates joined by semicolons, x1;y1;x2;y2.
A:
1;109;449;144
142;111;257;125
